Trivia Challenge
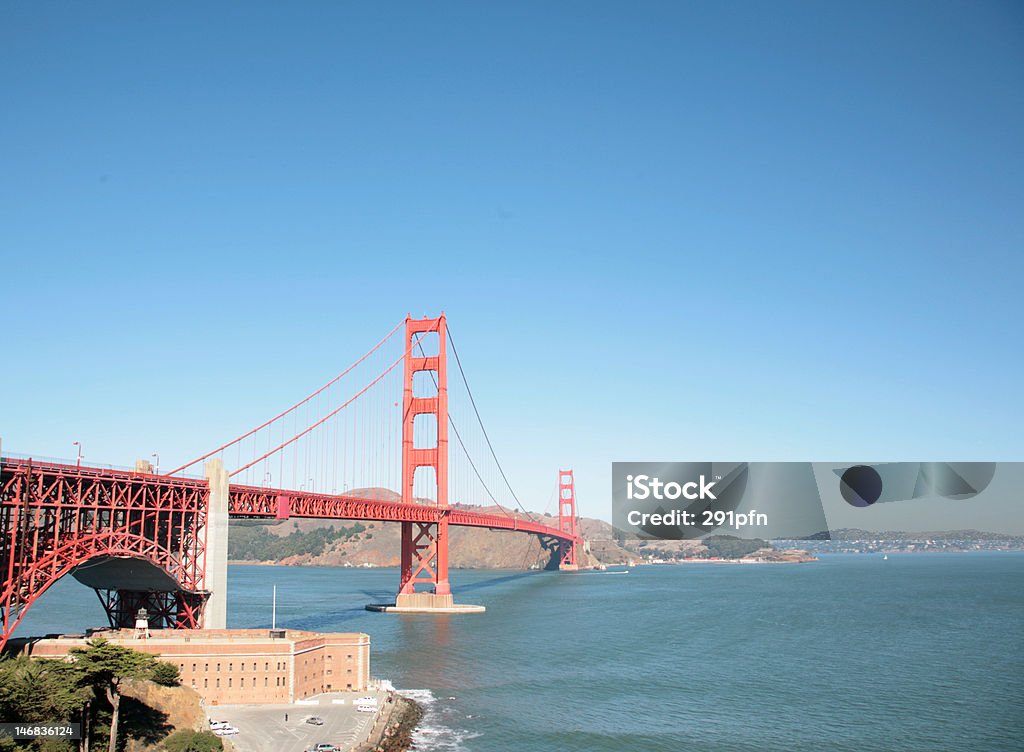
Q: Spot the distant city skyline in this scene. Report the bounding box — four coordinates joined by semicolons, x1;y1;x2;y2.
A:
2;3;1022;526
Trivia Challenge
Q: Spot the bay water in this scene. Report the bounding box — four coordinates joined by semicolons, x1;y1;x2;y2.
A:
14;553;1023;751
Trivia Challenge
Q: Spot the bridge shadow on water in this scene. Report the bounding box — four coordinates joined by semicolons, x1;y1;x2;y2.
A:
452;570;545;593
266;573;553;631
354;571;545;601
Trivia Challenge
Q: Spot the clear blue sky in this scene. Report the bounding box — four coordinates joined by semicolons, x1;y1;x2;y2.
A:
2;2;1022;522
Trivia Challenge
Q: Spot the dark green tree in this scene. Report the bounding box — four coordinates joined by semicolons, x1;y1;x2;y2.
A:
68;639;158;752
0;655;88;722
149;661;180;687
0;656;88;752
162;729;223;752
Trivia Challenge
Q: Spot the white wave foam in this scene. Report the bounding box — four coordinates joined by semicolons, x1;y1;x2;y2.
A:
397;689;480;751
397;688;436;705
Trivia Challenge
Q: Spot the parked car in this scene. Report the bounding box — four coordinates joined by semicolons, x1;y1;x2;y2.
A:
305;716;325;726
213;725;239;736
356;705;376;713
312;745;337;752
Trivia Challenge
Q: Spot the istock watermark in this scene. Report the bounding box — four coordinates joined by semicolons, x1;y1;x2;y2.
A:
612;462;1024;541
613;463;828;540
625;473;719;501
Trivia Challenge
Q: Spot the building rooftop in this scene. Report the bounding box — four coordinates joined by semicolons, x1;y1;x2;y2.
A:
18;628;368;647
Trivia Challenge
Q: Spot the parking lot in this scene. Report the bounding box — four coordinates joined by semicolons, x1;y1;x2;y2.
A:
208;689;389;752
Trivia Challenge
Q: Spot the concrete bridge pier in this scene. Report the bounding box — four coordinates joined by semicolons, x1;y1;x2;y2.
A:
202;458;229;629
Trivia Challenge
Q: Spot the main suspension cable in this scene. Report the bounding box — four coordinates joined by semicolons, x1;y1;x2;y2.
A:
166;318;405;476
446;326;539;523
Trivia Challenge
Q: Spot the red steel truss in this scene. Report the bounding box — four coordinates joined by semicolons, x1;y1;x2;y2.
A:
558;469;580;569
228;485;571;536
0;458;209;649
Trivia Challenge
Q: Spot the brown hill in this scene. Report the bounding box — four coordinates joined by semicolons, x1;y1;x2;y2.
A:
230;489;632;569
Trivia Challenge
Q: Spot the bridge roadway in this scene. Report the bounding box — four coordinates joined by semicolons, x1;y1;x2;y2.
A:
229;483;567;537
0;456;578;543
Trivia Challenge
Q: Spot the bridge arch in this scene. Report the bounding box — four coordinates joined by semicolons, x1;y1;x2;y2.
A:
1;529;207;645
1;459;210;649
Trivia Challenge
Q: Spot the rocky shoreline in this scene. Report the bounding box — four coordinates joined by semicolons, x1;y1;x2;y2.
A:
360;696;424;752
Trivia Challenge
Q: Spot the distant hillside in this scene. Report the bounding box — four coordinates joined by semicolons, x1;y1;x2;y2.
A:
227;489;634;569
229;520;367;560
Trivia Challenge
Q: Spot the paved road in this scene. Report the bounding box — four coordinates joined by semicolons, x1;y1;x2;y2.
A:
209;690;389;752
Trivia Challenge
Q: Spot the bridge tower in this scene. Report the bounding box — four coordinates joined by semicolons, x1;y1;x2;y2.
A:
396;314;456;609
558;469;579;570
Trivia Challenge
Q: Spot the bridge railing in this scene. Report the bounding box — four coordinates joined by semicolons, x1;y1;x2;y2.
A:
0;452;207;479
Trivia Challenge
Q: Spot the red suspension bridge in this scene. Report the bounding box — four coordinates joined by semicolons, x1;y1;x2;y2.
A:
0;314;582;649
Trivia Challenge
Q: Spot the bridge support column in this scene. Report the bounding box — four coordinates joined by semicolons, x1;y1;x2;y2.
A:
368;313;483;614
558;469;580;571
395;516;454;609
202;458;229;628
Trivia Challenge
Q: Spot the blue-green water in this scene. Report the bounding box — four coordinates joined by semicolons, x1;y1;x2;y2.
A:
15;554;1024;751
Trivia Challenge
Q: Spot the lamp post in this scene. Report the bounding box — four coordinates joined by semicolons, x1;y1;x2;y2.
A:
151;453;160;475
73;441;83;468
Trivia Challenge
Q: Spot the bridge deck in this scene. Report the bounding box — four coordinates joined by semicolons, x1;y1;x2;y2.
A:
0;457;578;543
229;484;572;538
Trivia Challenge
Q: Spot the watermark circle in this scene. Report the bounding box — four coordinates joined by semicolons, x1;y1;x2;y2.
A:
840;465;883;507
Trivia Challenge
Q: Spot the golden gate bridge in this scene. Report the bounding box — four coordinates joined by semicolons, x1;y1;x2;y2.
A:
0;314;582;649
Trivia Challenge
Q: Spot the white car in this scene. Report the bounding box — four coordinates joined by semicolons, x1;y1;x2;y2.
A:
209;721;230;730
356;705;376;713
213;725;239;736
